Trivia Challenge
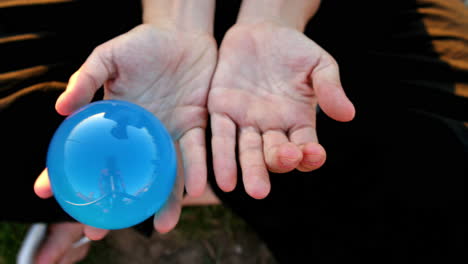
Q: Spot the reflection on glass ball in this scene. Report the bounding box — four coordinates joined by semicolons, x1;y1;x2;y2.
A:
47;100;176;229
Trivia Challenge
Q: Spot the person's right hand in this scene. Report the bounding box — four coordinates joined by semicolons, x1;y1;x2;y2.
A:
35;23;217;234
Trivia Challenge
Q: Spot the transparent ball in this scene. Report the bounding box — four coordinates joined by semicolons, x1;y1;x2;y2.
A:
47;100;176;229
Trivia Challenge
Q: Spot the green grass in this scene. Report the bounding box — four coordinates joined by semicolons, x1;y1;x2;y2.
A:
0;222;30;264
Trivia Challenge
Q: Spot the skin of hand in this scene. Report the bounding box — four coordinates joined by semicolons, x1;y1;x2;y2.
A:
33;1;216;261
35;222;95;264
208;1;355;199
34;21;217;238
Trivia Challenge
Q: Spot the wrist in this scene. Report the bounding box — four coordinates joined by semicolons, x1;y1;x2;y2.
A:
142;0;215;34
236;0;320;31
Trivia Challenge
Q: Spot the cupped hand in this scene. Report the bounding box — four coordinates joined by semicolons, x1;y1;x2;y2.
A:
35;23;217;233
208;22;355;199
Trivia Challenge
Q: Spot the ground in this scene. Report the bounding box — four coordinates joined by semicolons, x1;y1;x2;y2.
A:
83;205;276;264
1;205;278;264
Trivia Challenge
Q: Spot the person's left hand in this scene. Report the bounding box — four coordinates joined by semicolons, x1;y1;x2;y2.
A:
208;22;355;199
34;23;217;235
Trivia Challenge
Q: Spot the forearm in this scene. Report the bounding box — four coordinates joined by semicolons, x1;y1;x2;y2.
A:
142;0;215;34
237;0;321;31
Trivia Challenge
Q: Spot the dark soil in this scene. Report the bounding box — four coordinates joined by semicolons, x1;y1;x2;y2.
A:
83;205;278;264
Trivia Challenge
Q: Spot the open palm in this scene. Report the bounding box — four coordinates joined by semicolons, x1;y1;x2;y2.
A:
36;24;217;233
208;23;355;199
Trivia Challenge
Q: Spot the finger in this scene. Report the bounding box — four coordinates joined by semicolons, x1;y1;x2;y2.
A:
56;45;116;116
153;192;182;234
58;242;90;264
182;185;221;206
210;113;238;192
297;142;326;172
289;126;326;171
35;222;83;264
153;144;185;234
312;54;355;122
34;168;53;199
83;226;109;241
238;127;270;199
263;130;302;173
179;127;207;197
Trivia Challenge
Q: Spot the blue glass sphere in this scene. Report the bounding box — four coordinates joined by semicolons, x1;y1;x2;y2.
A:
47;100;177;230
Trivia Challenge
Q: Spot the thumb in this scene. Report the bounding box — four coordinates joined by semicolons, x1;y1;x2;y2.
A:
56;45;116;116
34;168;53;199
311;55;355;122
